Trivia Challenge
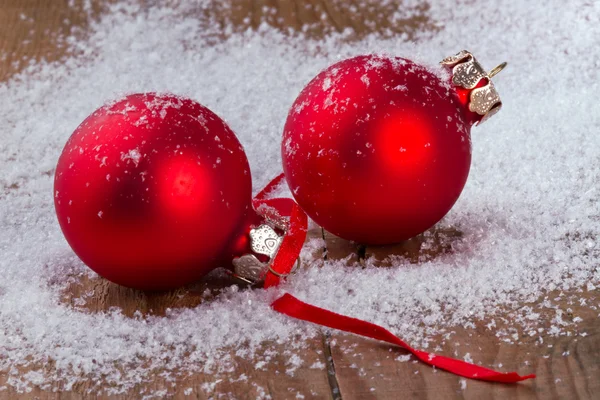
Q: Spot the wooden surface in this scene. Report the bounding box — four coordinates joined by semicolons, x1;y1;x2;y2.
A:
1;1;599;399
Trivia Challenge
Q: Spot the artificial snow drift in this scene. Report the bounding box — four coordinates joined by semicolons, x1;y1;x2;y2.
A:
0;0;598;395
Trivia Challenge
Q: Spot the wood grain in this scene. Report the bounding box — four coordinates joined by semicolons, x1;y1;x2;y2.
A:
0;336;334;400
0;0;434;81
364;225;464;265
1;1;599;399
0;0;106;81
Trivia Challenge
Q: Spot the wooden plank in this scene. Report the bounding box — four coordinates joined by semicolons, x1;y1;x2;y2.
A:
327;296;600;399
0;0;111;82
0;3;335;397
328;218;599;399
326;269;600;399
0;336;334;399
0;0;437;82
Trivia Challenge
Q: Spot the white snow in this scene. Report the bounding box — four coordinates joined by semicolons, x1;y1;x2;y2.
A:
0;0;599;395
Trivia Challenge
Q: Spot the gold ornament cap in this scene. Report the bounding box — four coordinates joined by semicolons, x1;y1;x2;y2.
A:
440;50;506;125
230;224;299;285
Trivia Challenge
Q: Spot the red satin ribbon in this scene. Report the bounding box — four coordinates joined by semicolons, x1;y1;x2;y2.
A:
272;294;535;383
254;174;535;383
252;173;308;287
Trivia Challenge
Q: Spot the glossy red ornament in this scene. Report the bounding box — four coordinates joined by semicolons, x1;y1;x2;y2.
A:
54;93;261;290
282;53;498;244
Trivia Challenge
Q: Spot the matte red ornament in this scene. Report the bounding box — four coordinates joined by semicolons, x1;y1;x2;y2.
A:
54;93;263;290
282;51;503;244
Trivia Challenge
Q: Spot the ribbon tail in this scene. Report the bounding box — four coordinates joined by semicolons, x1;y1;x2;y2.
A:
271;294;536;383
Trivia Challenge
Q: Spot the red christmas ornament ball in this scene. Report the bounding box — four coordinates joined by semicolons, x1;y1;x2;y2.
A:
54;93;258;290
282;54;484;245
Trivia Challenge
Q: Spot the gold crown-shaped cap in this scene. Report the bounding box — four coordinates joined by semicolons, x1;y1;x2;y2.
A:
441;50;506;125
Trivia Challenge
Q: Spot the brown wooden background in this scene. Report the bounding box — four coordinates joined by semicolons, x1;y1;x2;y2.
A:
1;0;599;399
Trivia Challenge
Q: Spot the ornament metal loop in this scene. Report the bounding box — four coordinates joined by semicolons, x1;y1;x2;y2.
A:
441;50;507;125
489;62;507;78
